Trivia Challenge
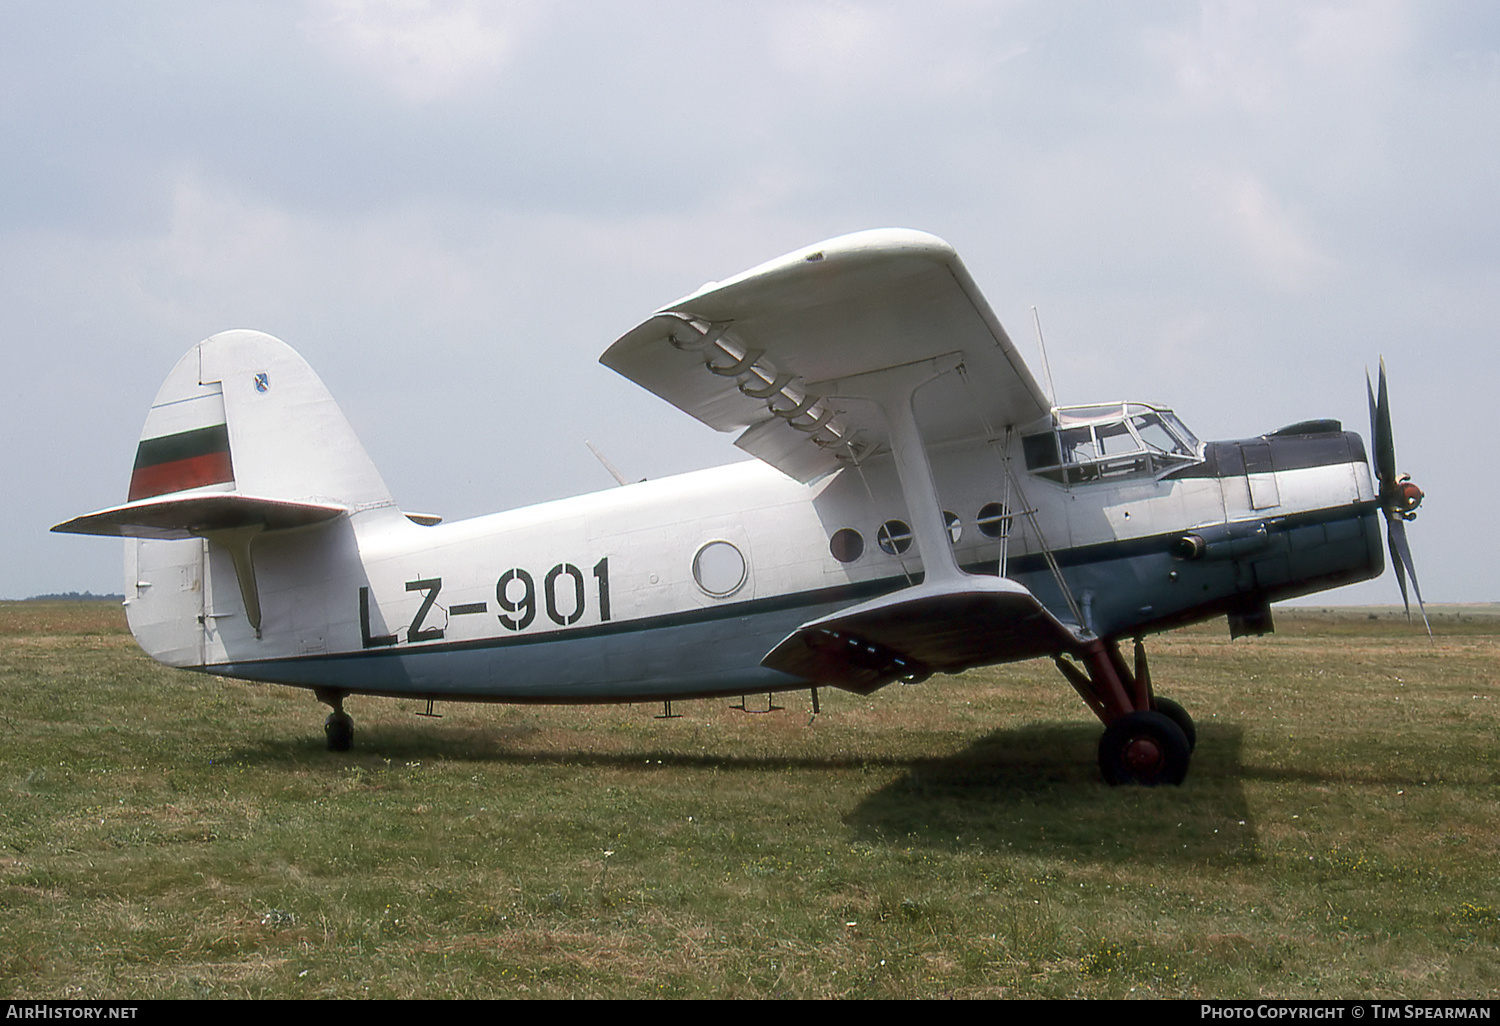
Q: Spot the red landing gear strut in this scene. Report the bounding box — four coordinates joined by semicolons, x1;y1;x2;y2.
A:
1054;638;1196;786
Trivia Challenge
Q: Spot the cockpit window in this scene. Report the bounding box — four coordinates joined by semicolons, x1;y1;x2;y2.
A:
1022;431;1060;470
1059;426;1097;463
1022;403;1201;485
1097;420;1137;456
1132;413;1192;456
1161;412;1199;451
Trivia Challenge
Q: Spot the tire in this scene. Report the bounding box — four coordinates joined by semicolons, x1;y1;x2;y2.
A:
325;711;354;752
1151;696;1197;752
1098;710;1190;786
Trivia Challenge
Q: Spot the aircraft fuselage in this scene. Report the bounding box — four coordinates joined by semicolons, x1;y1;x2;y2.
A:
123;422;1382;704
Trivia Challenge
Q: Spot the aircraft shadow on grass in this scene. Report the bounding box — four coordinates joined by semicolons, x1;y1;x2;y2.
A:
225;718;1255;861
844;722;1255;861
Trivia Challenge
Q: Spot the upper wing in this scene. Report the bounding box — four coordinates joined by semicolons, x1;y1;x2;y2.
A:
601;228;1051;482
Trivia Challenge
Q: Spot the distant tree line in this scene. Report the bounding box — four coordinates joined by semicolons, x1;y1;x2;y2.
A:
24;591;125;602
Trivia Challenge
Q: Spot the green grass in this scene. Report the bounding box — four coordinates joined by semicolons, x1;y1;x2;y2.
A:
1;600;1497;998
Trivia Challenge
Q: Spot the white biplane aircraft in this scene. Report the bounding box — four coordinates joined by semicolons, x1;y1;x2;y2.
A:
55;229;1427;785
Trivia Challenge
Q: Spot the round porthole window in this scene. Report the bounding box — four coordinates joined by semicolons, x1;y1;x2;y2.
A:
943;510;962;544
830;528;864;563
877;519;913;556
977;501;1011;538
693;540;747;596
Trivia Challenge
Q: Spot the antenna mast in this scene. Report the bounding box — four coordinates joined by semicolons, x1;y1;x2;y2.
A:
1032;306;1057;409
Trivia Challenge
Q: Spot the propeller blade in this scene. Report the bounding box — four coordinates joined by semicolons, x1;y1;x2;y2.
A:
1373;358;1397;488
1387;517;1409;610
1387;517;1431;636
1367;358;1429;635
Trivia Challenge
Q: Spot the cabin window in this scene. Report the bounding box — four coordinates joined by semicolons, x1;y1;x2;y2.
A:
977;502;1011;538
1060;425;1098;464
877;519;913;555
943;511;961;545
830;528;864;563
693;541;747;596
1097;420;1137;456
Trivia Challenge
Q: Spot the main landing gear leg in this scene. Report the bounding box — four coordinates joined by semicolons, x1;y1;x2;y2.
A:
1053;638;1195;786
315;688;354;752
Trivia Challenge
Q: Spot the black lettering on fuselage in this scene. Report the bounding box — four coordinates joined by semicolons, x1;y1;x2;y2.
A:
405;577;445;643
593;556;611;622
361;557;612;647
359;586;397;648
545;563;585;625
496;568;536;631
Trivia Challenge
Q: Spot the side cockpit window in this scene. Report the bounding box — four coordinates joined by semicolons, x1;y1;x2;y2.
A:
1059;425;1098;463
1022;431;1061;470
1023;404;1201;485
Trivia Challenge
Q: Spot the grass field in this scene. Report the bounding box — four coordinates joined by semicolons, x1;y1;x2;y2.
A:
1;600;1496;999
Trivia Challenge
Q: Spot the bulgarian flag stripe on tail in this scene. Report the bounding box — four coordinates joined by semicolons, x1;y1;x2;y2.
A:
128;423;234;501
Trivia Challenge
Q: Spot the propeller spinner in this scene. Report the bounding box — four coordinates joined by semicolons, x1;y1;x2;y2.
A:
1367;358;1430;634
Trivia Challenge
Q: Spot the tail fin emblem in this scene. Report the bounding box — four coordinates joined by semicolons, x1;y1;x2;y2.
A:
254;372;270;393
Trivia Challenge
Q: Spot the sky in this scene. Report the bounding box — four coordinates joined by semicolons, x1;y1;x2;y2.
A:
4;1;1496;605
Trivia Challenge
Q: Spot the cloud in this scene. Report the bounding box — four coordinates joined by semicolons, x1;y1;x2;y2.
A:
768;2;897;86
1150;0;1409;112
1218;172;1335;291
301;0;538;103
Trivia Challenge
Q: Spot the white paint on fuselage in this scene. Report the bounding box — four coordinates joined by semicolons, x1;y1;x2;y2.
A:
126;425;1378;697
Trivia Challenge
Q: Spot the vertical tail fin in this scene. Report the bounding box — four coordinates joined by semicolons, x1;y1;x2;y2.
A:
147;329;393;509
54;331;396;659
56;330;394;535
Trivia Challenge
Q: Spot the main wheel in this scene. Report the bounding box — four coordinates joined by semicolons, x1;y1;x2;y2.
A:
1151;696;1197;752
1098;710;1190;786
325;710;354;752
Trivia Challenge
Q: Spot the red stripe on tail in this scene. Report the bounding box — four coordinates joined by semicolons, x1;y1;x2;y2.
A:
128;451;235;501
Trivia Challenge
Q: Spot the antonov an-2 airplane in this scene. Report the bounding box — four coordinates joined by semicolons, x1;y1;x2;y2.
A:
55;229;1427;785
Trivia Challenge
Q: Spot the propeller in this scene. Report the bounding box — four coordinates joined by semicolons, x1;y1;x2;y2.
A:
1366;357;1430;634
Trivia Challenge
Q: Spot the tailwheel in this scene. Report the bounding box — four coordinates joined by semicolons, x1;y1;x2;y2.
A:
324;710;354;751
316;689;354;752
1151;696;1197;752
1098;710;1191;787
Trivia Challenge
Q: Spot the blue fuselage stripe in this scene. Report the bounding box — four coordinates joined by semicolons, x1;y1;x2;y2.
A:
208;501;1380;702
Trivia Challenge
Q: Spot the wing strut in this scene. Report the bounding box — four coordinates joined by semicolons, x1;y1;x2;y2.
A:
999;446;1088;632
813;352;967;585
954;364;1088;632
762;352;1089;692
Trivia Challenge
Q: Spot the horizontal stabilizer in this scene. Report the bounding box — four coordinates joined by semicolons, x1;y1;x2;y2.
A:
52;493;346;540
762;577;1082;694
